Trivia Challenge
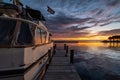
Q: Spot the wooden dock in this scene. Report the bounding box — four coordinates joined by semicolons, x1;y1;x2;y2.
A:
42;48;81;80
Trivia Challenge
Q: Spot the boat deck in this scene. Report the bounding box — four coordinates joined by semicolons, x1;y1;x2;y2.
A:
42;48;81;80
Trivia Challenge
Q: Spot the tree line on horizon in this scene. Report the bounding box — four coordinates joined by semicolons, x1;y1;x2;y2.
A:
102;35;120;42
108;35;120;42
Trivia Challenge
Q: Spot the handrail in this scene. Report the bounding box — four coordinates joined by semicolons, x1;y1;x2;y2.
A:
0;16;48;32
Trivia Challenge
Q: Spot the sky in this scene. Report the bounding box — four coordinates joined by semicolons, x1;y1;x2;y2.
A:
5;0;120;40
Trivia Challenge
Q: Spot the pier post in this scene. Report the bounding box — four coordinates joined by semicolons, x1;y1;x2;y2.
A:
65;45;68;57
48;49;51;64
54;44;57;49
53;44;56;54
70;50;74;64
64;44;66;50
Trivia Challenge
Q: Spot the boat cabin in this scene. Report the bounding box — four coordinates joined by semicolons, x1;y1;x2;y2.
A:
0;16;51;47
0;1;53;80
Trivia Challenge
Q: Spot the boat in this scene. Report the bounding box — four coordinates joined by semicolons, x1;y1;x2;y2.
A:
0;0;53;80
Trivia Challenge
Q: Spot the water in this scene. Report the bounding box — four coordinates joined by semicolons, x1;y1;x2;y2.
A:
56;42;120;80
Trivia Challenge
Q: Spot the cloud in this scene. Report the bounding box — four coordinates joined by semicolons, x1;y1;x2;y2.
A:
90;8;104;16
107;0;120;6
20;0;120;38
98;29;120;36
52;32;90;38
99;22;112;26
46;12;92;30
65;26;90;32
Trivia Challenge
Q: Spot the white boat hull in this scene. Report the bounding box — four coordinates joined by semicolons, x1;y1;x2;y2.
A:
0;42;53;80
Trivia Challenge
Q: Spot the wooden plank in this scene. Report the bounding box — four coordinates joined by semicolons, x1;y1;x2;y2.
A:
43;72;80;80
42;49;81;80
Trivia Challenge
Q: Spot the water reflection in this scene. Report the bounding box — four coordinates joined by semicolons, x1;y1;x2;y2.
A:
56;42;120;80
109;42;120;48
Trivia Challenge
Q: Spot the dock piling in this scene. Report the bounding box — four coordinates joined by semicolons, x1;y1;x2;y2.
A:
70;50;74;64
53;44;56;54
48;49;52;64
54;44;57;49
65;45;68;57
64;44;66;50
43;48;81;80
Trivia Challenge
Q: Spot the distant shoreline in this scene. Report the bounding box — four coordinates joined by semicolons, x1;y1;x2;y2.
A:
53;40;101;43
102;40;120;43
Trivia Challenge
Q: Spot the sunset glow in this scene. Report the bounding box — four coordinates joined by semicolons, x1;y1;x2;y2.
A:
1;1;120;80
52;35;109;41
77;42;105;47
14;0;120;41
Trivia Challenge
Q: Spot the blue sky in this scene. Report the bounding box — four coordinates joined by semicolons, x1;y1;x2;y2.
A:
4;0;120;39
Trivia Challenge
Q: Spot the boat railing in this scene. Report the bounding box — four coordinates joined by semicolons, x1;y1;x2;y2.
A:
0;16;51;47
0;16;47;31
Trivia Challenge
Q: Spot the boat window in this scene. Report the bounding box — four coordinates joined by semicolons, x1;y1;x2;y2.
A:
48;35;51;43
0;18;16;45
17;22;33;45
46;32;49;43
41;30;47;44
35;28;42;44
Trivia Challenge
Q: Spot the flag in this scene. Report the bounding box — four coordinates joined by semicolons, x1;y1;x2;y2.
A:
47;6;55;14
